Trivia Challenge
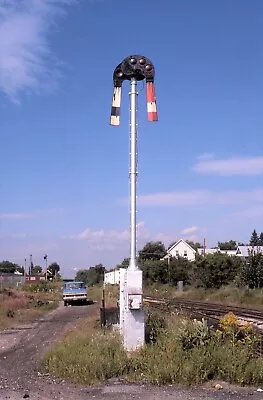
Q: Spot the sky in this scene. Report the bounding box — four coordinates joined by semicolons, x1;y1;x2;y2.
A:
0;0;263;277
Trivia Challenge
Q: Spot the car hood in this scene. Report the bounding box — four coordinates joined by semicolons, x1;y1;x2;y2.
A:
63;288;86;294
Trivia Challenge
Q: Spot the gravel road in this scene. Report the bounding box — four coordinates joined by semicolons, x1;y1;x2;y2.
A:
1;303;263;400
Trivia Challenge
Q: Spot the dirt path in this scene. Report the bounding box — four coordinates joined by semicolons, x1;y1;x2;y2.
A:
0;302;96;393
1;303;263;400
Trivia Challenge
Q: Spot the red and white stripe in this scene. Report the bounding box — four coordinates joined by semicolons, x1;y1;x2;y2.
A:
110;86;122;126
146;81;158;122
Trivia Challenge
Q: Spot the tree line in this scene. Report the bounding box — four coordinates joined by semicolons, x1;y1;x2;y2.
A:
74;229;263;290
74;250;263;290
129;241;263;290
0;260;60;278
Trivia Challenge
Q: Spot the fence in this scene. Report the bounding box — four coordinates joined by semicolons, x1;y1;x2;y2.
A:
0;274;26;289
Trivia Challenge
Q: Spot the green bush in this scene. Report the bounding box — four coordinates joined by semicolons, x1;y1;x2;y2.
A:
175;318;213;350
145;311;167;344
23;281;56;293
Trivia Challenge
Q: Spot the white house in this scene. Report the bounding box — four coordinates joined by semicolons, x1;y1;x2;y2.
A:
164;239;196;262
221;249;237;257
236;246;263;258
104;269;121;285
197;248;237;256
197;248;219;256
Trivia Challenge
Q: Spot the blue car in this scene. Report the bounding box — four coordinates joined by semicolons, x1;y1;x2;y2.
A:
63;281;87;306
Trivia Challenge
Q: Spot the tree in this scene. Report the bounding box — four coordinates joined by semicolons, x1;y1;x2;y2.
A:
250;229;259;246
139;256;192;286
141;260;168;285
168;256;192;285
218;240;237;250
0;261;20;274
138;241;166;262
240;252;263;288
47;262;60;277
258;232;263;246
75;264;105;286
31;265;42;275
115;258;129;269
192;253;242;289
185;240;201;251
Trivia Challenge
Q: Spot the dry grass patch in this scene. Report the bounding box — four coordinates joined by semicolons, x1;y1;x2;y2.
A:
0;284;60;329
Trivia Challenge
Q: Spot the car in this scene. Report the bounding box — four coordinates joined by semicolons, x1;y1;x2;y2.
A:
63;281;87;306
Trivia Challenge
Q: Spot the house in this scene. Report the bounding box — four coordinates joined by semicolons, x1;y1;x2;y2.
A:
197;248;240;257
220;249;237;257
236;246;263;258
197;248;219;256
164;239;196;262
104;269;121;285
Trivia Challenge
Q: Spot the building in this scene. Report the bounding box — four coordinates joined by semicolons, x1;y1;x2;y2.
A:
197;246;263;258
104;269;121;285
197;248;219;256
197;248;237;256
163;239;197;262
220;249;237;257
236;246;263;258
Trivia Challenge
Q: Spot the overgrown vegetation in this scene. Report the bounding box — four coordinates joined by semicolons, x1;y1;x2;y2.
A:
45;310;263;386
0;281;61;329
144;283;263;309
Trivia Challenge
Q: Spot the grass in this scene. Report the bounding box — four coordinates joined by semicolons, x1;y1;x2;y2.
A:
144;283;263;309
44;308;263;387
88;284;119;307
0;282;61;329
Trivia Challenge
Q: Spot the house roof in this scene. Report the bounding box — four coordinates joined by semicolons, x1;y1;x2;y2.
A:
167;239;196;254
237;246;263;257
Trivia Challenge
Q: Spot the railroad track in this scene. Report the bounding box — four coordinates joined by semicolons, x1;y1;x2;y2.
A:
144;297;263;326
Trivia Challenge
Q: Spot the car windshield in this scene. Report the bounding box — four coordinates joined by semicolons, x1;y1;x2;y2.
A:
64;282;85;290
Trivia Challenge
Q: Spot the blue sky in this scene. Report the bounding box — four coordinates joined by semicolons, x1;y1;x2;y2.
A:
0;0;263;277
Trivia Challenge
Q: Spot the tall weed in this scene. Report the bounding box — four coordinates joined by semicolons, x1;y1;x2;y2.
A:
45;312;263;386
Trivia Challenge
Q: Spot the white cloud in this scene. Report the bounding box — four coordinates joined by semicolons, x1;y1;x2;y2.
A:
193;155;263;176
11;233;27;238
63;222;204;252
65;221;150;250
196;153;214;161
228;206;263;220
137;188;263;207
0;0;76;101
0;208;63;219
181;226;199;235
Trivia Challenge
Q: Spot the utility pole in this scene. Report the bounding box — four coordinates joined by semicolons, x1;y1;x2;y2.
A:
44;254;48;280
24;258;27;276
110;55;158;351
29;254;33;276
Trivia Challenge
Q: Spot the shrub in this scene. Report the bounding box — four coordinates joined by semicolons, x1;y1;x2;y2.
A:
216;312;259;349
145;311;167;344
175;318;214;350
